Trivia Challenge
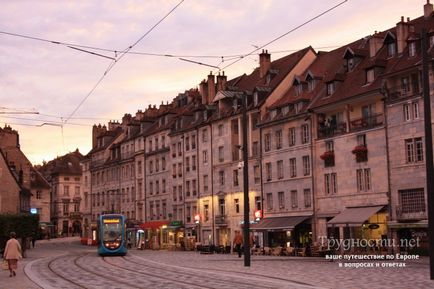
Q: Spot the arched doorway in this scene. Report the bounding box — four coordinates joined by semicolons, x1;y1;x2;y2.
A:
73;221;82;236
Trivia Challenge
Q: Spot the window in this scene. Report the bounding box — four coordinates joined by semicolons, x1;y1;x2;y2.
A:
149;160;153;173
301;124;309;144
326;140;334;152
203;150;208;164
155;137;159;150
219;198;225;215
405;137;424;163
178;163;182;177
255;196;262;211
399;189;425;213
162;179;166;194
155;159;159;172
254;165;260;184
387;41;396;57
203;175;209;193
357;134;367;146
192;155;196;171
325;173;337;194
218;124;224;136
219;170;225;186
162;157;166;170
63;202;69;215
178;142;182;156
137;161;142;175
64;185;69;196
251;113;259;130
233;169;239;186
288;127;296;146
149;181;153;195
264;133;271;152
291;190;298;208
308;78;316;91
218;146;224;162
186;137;190;151
172;164;177;178
186;181;190;197
75;186;80;196
234;199;240;214
252;142;259;157
186;157;190;172
366;68;375;83
192;135;196;149
36;190;42;199
356;168;371;192
202;129;208;142
302;155;310;176
304;189;312;208
289;158;297;178
192;179;197;196
409;42;417;57
173;186;177;201
149;140;153;152
266;193;273;210
413;102;419;119
326;82;335;95
172;144;176;157
178;185;183;201
278;191;285;209
265;162;272;181
161;135;165;148
155;181;160;195
204;204;210;221
277;160;284;179
403;104;411;121
275;130;282;149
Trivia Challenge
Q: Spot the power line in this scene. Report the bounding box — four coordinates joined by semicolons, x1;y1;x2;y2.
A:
0;115;92;126
219;0;348;71
64;0;184;123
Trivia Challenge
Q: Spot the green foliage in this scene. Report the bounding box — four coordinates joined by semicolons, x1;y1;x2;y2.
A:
0;214;40;238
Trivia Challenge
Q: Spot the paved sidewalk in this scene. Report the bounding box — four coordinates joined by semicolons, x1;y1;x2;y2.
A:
0;237;81;289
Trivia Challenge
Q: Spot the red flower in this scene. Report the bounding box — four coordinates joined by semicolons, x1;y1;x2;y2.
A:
320;151;334;160
352;145;368;154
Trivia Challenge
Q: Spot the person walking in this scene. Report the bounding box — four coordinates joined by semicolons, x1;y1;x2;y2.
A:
3;232;22;277
233;231;243;258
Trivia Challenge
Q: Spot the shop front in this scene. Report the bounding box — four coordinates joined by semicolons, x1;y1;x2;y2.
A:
388;221;428;255
167;221;185;250
327;205;388;253
139;220;169;250
251;215;312;251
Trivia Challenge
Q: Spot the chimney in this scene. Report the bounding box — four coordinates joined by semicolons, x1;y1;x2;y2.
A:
199;80;209;104
216;71;227;92
207;72;216;103
259;49;271;78
369;32;383;57
425;0;433;18
396;16;409;54
92;124;99;148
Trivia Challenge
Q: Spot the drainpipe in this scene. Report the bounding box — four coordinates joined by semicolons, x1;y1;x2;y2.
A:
196;127;201;243
308;111;317;242
210;123;215;245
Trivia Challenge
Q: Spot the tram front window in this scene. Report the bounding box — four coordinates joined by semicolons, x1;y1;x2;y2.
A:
103;223;122;249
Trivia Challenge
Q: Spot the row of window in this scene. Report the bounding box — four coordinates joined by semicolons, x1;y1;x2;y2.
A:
266;189;312;210
264;124;310;152
63;185;80;196
148;134;167;153
172;180;198;201
149;199;168;220
265;156;311;181
149;179;166;195
148;157;167;174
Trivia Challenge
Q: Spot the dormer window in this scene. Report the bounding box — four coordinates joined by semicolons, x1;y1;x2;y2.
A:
203;110;208;120
366;68;375;84
266;74;272;85
326;82;335;96
295;83;302;96
253;92;258;106
346;57;355;72
409;42;416;57
308;78;315;91
282;106;289;115
430;35;434;47
384;32;397;57
233;98;239;110
270;110;277;119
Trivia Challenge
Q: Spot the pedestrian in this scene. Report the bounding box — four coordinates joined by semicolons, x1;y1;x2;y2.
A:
31;234;37;249
233;231;243;258
3;232;22;277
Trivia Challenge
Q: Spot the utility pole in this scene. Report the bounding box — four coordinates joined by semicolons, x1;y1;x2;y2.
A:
421;28;434;280
242;93;251;267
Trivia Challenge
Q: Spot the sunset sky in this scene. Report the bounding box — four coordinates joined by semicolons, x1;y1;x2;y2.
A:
0;0;426;165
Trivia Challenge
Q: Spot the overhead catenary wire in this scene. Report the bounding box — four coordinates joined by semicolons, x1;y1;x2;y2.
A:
64;0;184;123
218;0;348;72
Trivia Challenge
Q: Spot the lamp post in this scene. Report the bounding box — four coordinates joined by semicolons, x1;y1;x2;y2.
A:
241;93;251;267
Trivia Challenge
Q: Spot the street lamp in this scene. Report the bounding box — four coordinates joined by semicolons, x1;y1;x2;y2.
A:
240;93;251;267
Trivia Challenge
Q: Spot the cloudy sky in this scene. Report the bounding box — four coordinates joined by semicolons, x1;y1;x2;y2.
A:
0;0;425;164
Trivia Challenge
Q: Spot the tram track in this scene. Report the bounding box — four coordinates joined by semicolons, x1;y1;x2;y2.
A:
127;253;319;288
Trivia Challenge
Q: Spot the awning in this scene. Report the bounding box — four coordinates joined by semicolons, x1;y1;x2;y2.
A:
139;221;169;230
251;216;310;231
327;206;384;227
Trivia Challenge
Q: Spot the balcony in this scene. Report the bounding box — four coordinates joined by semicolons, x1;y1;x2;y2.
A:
388;84;421;101
349;113;384;132
70;212;83;219
215;215;226;224
317;122;347;139
396;205;427;221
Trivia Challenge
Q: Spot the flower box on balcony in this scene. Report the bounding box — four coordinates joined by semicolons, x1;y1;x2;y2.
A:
352;145;368;162
320;151;335;167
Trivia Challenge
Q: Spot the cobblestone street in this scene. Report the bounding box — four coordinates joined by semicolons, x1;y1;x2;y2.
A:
1;238;432;289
